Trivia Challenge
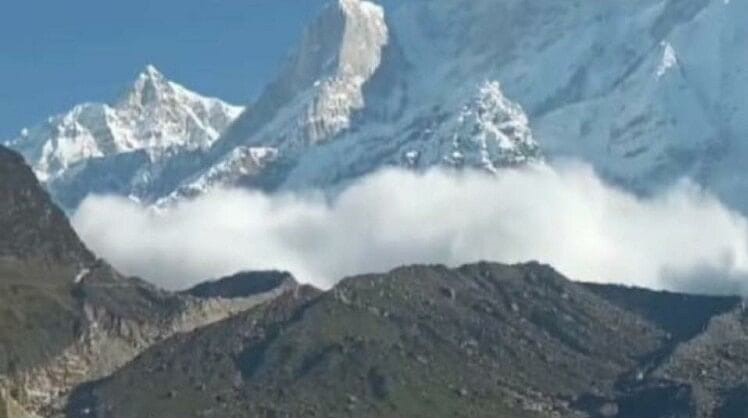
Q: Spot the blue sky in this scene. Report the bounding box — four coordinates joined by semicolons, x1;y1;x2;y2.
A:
0;0;326;138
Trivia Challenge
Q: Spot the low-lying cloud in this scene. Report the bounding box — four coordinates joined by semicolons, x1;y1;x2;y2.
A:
72;163;748;294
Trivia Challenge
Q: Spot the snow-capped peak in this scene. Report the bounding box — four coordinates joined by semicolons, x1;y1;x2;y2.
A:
143;64;162;77
113;65;245;155
448;81;541;171
9;66;244;182
122;64;172;108
333;0;387;79
302;0;388;143
223;0;388;152
141;64;166;83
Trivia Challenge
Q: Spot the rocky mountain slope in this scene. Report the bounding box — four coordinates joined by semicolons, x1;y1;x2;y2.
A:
4;66;243;210
0;147;93;266
0;146;294;418
184;271;298;300
66;262;744;418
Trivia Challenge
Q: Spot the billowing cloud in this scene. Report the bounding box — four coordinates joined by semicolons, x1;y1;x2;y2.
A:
72;162;748;294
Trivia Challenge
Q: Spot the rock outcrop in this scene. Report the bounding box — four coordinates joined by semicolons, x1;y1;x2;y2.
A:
0;146;294;417
66;262;743;418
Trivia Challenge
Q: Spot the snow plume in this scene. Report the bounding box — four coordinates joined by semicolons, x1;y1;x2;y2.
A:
72;163;748;294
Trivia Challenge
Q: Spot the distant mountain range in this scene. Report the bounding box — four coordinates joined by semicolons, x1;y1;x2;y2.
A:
6;0;748;213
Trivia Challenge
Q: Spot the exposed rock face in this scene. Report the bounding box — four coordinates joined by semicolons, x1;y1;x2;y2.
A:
2;268;292;417
285;0;389;145
651;308;748;418
185;271;297;299
65;262;743;418
240;0;388;144
0;146;93;266
0;389;30;418
0;146;294;417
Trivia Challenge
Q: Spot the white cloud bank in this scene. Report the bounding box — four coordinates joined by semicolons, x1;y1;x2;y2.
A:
72;163;748;294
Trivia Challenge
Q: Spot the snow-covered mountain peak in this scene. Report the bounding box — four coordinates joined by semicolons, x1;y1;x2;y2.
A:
332;0;387;78
118;65;243;120
121;64;172;107
267;0;387;101
112;66;245;155
139;64;167;85
448;81;540;171
221;0;388;151
301;0;388;143
142;64;163;78
8;67;244;183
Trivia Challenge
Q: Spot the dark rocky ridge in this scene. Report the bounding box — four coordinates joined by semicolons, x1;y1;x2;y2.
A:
583;283;740;343
0;146;297;418
185;271;297;299
0;146;93;266
66;262;743;418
